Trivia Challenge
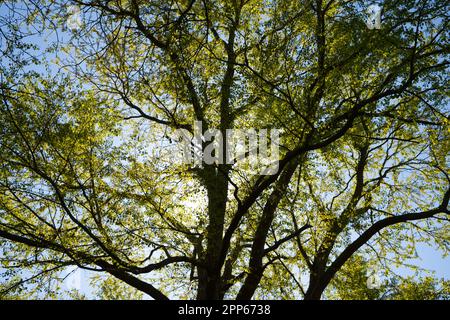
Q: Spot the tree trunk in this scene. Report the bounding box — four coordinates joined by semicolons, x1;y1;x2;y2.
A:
197;166;228;299
304;272;327;300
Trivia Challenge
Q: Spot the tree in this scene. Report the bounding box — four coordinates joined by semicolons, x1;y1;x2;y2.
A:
386;276;450;300
0;0;449;300
327;254;450;300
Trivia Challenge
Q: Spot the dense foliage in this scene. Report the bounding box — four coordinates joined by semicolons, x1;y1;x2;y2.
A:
0;0;449;299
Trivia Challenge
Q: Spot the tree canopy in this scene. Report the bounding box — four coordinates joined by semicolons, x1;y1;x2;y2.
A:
0;0;449;300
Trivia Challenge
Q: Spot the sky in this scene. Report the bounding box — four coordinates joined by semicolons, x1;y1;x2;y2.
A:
400;243;449;278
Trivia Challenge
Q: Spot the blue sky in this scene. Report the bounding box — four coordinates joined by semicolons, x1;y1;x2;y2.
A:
401;243;449;278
